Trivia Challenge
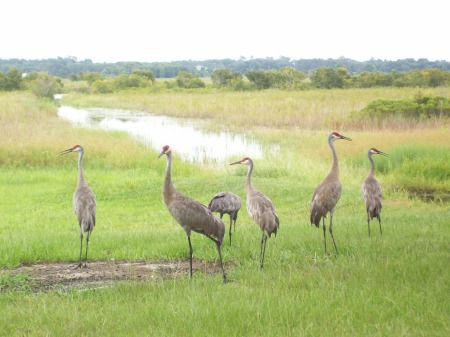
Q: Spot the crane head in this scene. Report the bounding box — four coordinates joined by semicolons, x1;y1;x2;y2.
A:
369;148;388;156
60;144;83;155
158;145;171;158
330;131;352;142
230;157;252;166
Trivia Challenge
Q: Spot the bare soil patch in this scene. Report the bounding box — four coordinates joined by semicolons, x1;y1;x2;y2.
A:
2;259;224;292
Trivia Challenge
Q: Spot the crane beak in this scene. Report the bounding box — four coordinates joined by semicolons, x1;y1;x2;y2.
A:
340;135;352;141
378;150;388;156
229;160;241;165
59;148;73;155
157;150;166;158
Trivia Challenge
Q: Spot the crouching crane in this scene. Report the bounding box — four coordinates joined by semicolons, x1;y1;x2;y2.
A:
208;192;242;246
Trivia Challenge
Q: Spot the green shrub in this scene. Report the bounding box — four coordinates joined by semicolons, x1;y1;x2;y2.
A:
360;95;450;119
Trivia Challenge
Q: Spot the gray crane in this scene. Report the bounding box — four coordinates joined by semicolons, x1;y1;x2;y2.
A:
208;192;242;247
230;157;279;269
362;148;387;236
60;144;96;268
310;131;351;254
158;145;226;282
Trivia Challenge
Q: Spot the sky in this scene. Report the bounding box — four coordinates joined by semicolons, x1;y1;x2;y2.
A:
1;0;448;63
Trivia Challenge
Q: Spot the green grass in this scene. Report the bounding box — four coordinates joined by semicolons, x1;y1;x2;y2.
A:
0;91;449;336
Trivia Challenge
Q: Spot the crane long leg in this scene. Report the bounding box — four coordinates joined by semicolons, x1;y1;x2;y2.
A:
187;235;193;278
215;241;227;283
260;231;267;269
76;228;83;269
367;212;371;237
205;235;227;282
84;230;91;268
329;215;338;254
378;216;382;235
322;218;327;254
229;216;233;247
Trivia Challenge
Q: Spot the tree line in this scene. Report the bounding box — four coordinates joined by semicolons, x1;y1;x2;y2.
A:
1;66;449;97
1;56;449;79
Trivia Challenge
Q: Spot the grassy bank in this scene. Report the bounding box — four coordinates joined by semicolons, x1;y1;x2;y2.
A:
0;91;449;336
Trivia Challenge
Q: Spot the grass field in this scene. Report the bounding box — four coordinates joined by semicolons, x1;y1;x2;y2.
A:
0;89;449;336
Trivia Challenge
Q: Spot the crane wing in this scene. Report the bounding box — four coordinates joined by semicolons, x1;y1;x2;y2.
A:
246;190;279;236
73;183;96;233
362;177;382;218
169;193;225;241
310;180;341;226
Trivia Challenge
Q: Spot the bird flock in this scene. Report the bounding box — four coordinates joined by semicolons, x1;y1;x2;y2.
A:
61;131;387;282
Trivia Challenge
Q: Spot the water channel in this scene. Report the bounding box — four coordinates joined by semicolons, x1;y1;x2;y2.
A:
57;106;266;163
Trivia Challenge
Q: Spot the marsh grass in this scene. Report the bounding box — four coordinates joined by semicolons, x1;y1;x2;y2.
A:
0;91;449;336
62;87;449;130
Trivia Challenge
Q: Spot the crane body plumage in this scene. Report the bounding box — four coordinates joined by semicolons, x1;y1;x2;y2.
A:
231;157;279;268
310;132;351;254
60;144;96;268
159;145;226;282
362;148;387;236
208;192;242;246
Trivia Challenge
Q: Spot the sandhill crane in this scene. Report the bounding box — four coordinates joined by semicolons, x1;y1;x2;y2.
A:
60;144;96;268
158;145;226;282
230;157;279;269
310;131;351;254
208;192;242;247
362;148;387;236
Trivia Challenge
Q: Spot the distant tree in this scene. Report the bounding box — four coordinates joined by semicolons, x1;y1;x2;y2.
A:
211;69;243;88
81;72;103;85
113;74;141;89
175;71;205;88
2;67;23;90
0;73;5;90
426;68;448;87
310;67;344;88
245;70;273;89
279;67;307;89
68;73;80;81
27;72;63;98
91;80;113;94
132;69;155;83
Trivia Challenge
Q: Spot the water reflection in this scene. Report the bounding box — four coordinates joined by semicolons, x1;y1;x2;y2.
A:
58;106;264;163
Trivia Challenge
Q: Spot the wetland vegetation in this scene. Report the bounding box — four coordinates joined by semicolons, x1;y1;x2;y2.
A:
0;85;449;336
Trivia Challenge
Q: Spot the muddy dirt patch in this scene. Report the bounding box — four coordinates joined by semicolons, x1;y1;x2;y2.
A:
1;259;224;292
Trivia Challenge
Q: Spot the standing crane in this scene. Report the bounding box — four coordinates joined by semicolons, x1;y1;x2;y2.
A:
60;144;96;268
208;192;242;247
230;157;279;269
310;131;351;254
158;145;226;282
362;148;387;236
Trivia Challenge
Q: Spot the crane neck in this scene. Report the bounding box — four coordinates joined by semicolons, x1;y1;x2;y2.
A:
163;151;176;201
368;153;376;177
77;150;86;185
328;137;339;178
245;160;254;195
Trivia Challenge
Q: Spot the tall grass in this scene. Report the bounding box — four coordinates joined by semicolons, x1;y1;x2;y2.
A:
62;86;450;130
0;91;449;336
